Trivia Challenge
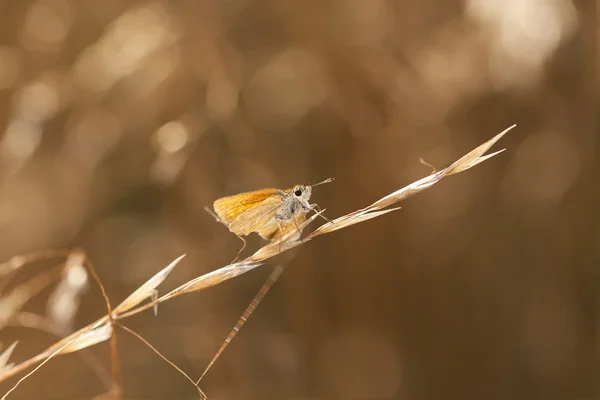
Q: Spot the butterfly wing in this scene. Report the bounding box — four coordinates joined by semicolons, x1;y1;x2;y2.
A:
213;189;281;225
257;212;307;240
227;196;282;236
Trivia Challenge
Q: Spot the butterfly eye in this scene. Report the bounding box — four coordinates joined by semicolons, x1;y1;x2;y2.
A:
294;189;302;196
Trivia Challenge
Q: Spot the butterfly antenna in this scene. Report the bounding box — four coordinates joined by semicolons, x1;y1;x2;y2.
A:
309;177;334;187
204;206;222;223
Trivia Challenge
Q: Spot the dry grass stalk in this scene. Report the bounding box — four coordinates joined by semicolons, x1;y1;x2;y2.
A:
194;124;514;380
0;125;515;398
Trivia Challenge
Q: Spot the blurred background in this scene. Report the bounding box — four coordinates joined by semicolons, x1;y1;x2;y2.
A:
0;0;595;399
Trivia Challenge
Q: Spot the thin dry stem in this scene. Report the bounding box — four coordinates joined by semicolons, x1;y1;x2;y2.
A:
82;252;122;398
197;264;285;383
0;326;98;400
116;323;206;399
0;249;72;277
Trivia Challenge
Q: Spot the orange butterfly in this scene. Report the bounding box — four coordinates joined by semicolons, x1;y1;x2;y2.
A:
212;178;333;261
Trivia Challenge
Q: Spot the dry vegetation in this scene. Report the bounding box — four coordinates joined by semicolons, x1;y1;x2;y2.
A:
0;0;594;399
0;126;515;398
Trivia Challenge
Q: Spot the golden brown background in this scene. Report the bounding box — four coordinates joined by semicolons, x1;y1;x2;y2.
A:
0;0;595;399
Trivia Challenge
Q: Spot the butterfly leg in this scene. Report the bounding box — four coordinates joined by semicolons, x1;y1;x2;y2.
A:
206;206;247;263
292;218;304;243
276;220;285;253
231;234;247;263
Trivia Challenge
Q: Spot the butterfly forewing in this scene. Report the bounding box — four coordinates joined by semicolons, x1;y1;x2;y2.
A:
213;188;281;225
227;196;282;236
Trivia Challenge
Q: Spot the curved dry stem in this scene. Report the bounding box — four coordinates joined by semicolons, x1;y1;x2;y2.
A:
0;249;72;277
82;252;122;398
8;312;113;389
0;125;515;391
116;323;206;399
